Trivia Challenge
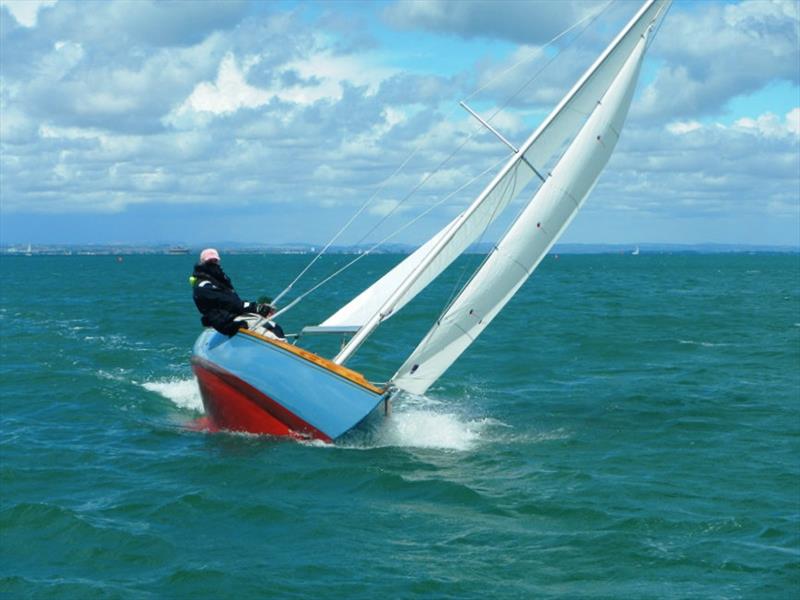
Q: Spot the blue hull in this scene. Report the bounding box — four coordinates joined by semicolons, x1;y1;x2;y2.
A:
192;328;385;441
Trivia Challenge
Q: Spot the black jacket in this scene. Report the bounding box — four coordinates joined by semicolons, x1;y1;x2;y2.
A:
192;262;255;336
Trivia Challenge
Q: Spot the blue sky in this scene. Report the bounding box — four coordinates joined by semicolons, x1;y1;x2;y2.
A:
1;0;798;248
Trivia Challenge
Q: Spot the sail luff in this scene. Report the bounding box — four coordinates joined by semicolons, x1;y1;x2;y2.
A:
329;0;668;365
528;0;656;140
391;26;654;394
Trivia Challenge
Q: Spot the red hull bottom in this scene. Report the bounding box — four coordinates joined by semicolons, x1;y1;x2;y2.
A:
192;362;331;442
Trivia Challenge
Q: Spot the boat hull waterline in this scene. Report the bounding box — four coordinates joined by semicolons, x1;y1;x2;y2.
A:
192;328;386;441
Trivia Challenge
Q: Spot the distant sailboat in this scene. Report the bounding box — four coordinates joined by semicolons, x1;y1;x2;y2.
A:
25;243;32;257
632;246;640;255
192;0;672;441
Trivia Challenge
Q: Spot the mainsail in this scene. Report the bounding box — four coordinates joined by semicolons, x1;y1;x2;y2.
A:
392;31;651;395
325;0;669;367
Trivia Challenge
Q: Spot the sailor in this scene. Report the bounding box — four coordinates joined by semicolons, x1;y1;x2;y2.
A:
191;248;284;338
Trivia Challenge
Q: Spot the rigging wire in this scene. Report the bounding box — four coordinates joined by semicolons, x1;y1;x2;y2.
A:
270;155;509;321
419;2;614;331
431;164;522;326
344;2;616;256
645;0;672;52
271;144;423;306
272;0;614;314
346;128;494;250
461;0;614;106
405;0;670;367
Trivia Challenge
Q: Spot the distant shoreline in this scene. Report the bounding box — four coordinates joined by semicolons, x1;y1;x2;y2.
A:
2;243;798;256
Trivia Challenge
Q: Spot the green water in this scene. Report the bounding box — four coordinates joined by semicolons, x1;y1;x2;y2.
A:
1;253;798;598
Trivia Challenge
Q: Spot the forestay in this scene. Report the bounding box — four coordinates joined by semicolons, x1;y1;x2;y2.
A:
321;0;668;338
390;30;652;395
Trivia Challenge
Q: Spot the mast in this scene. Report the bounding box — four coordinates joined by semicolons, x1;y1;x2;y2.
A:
332;0;665;366
393;29;656;394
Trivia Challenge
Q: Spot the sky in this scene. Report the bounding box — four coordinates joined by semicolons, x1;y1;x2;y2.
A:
0;0;798;248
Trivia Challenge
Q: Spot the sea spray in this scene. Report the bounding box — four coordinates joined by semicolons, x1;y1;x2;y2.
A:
142;378;203;412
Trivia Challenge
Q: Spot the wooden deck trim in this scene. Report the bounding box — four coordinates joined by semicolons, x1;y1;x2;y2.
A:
239;329;385;395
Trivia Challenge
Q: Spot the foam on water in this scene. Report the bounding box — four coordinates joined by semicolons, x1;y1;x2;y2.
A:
370;409;487;451
142;378;203;411
337;392;494;451
678;339;730;348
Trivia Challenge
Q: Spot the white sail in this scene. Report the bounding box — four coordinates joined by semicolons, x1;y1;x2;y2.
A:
392;32;650;395
322;0;667;333
322;160;532;328
321;215;459;328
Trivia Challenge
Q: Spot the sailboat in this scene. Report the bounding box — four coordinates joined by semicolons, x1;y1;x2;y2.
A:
192;0;671;442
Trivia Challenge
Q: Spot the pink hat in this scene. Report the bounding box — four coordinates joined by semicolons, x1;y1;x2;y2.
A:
200;248;220;263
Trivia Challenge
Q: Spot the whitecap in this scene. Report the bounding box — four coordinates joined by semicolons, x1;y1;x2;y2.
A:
678;339;729;348
336;392;496;451
96;369;129;382
376;410;487;451
142;378;203;411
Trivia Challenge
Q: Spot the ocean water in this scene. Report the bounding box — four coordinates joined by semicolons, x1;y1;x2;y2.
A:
1;253;798;599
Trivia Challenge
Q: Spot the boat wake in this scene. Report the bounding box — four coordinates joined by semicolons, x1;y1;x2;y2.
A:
360;409;490;451
337;393;495;452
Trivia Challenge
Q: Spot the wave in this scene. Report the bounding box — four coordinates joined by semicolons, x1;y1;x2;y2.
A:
335;392;498;452
367;409;489;451
678;339;730;348
141;378;203;412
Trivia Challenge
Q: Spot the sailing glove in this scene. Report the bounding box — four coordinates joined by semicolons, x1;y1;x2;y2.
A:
256;303;275;317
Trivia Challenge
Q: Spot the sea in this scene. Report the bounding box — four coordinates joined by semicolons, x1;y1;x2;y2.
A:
1;252;798;599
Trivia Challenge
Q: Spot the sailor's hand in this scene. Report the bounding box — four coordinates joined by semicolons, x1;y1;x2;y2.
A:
256;303;275;317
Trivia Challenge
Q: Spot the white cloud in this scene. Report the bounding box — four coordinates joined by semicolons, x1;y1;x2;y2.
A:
733;108;800;138
43;40;85;75
1;0;57;27
384;0;588;45
283;50;396;103
635;0;799;122
165;46;400;130
368;198;402;216
170;52;270;117
788;107;800;136
0;0;797;247
667;120;703;135
724;0;799;29
39;124;100;140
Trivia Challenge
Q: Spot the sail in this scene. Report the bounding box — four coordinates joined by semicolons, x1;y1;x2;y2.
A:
391;32;650;395
322;159;532;328
321;0;668;332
